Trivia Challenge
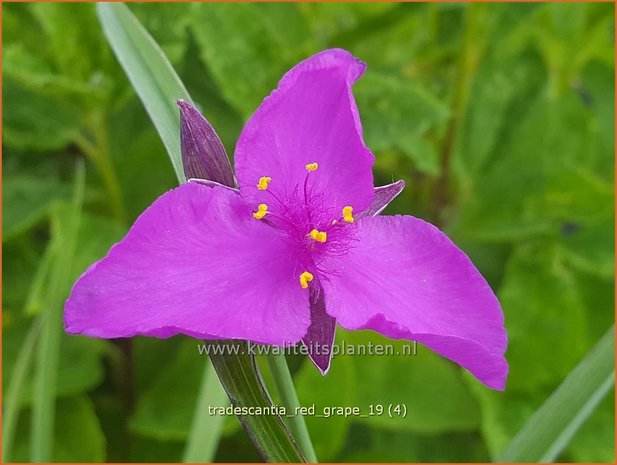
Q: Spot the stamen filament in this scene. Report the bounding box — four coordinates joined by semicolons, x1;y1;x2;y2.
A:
303;163;318;224
265;188;285;208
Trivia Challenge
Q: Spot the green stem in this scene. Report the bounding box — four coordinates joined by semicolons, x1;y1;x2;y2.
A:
208;341;306;462
267;354;317;463
183;357;229;462
3;319;42;462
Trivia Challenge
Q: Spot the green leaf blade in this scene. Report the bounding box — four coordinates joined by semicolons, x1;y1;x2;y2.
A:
182;359;229;463
96;2;191;181
30;163;86;461
2;320;42;462
498;325;615;462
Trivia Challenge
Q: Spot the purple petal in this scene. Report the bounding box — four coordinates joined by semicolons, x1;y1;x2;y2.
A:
302;180;404;375
320;215;508;390
178;100;236;187
301;284;336;374
65;183;310;345
360;180;406;218
235;49;375;214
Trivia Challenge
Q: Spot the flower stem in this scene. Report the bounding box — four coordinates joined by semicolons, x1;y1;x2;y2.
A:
182;357;228;462
208;341;306;462
266;354;318;463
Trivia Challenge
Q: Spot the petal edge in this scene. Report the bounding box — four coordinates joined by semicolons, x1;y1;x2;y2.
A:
65;183;310;345
320;214;508;389
235;49;375;215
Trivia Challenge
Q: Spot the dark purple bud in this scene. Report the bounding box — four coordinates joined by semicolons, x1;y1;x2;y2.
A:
302;284;336;374
178;99;236;187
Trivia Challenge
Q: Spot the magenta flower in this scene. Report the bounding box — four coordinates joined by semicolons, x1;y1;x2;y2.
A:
65;49;507;390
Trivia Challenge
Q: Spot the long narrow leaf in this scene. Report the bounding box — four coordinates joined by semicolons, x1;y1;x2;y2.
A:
182;359;227;463
30;163;85;461
3;319;42;462
499;325;615;462
96;2;191;180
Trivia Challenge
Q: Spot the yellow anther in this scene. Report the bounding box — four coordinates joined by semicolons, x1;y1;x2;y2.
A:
257;176;271;190
342;206;355;223
253;203;268;220
309;229;328;243
299;271;314;289
305;162;319;172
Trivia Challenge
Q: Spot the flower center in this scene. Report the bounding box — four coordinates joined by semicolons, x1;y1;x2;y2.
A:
252;162;356;288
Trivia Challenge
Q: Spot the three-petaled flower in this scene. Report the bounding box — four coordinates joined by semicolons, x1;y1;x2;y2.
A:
65;49;508;390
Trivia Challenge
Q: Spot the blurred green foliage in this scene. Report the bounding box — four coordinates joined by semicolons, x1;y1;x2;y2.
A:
3;3;614;462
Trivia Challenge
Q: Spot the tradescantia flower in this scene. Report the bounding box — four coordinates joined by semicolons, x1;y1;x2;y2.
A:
65;49;508;390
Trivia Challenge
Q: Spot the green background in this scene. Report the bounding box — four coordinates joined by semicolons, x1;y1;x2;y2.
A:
3;2;614;462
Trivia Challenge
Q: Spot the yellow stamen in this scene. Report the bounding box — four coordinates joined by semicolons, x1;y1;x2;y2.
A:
253;203;268;220
257;176;271;190
342;206;355;223
299;271;314;289
309;229;327;243
305;162;319;172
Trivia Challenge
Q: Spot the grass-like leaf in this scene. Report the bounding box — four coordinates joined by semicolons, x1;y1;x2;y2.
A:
2;319;42;462
96;2;191;181
498;325;615;462
182;359;227;462
30;163;85;461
